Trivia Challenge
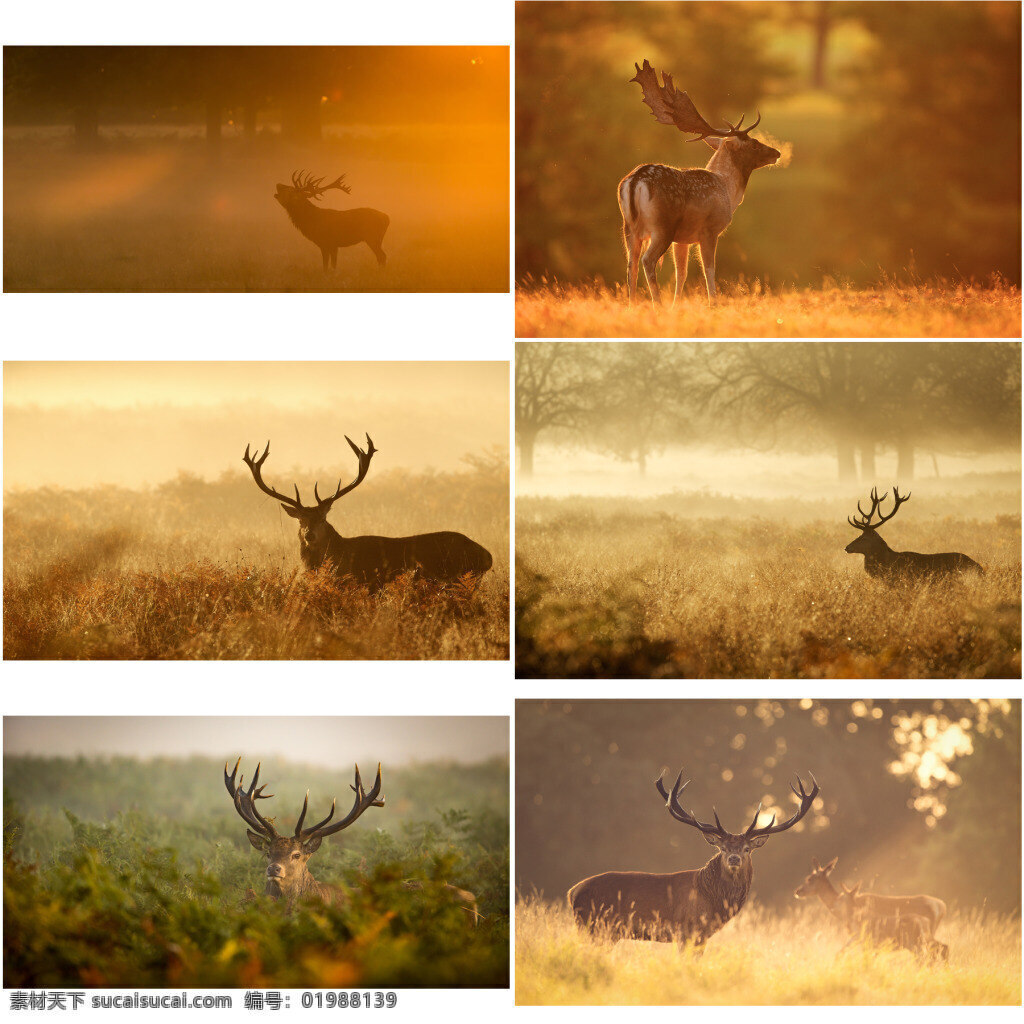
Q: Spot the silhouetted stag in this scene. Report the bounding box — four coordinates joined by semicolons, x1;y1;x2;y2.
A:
834;881;948;961
845;486;983;583
568;770;818;954
619;60;781;306
243;435;492;593
274;171;389;270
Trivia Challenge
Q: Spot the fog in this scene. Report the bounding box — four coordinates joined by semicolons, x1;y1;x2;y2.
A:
4;716;508;767
4;361;508;489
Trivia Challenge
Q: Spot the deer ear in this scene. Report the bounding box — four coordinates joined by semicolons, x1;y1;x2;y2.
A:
704;136;722;151
282;504;303;518
824;856;838;873
247;830;270;852
703;832;724;849
747;835;770;849
302;835;323;855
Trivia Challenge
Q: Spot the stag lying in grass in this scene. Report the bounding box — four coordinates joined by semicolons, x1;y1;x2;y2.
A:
619;59;781;306
274;170;389;271
845;486;984;584
225;758;478;921
568;770;818;955
243;434;492;594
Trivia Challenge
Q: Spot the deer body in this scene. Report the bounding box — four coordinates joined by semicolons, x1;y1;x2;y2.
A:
620;60;780;306
274;172;389;270
569;770;818;953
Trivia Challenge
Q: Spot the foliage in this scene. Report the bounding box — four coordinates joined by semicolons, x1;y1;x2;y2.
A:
3;756;509;988
515;898;1021;1005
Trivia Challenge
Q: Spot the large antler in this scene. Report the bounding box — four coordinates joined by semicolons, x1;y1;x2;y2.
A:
243;441;304;509
847;486;911;532
293;763;385;842
655;770;730;838
310;434;377;511
291;170;353;201
744;773;819;839
631;59;761;141
225;757;281;839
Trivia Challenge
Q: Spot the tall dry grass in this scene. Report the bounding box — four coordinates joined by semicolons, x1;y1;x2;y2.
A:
516;897;1021;1005
515;280;1022;338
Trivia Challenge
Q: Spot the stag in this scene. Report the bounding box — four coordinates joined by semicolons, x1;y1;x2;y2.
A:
274;170;389;271
568;770;818;954
242;434;492;593
224;757;385;905
845;486;983;583
619;59;781;306
834;882;948;961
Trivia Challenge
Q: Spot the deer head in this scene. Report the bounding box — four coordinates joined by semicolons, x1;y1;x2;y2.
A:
274;170;352;209
243;434;377;561
631;59;780;171
224;758;384;900
845;486;910;556
794;855;839;900
656;770;818;881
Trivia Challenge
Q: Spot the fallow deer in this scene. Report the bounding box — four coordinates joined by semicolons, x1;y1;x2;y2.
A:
274;170;389;271
242;434;492;593
845;486;983;583
568;770;818;954
834;882;948;961
225;758;479;922
619;59;781;306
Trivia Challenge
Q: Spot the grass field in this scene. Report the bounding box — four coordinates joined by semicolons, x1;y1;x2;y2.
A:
4;755;509;988
4;463;509;660
515;897;1021;1005
3;128;508;292
514;280;1022;338
515;489;1021;678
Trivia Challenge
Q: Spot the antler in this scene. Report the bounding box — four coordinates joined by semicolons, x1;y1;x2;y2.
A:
310;434;377;511
290;170;353;201
847;486;911;532
655;770;730;838
631;59;761;141
293;763;385;842
243;441;304;509
224;757;281;839
745;773;819;839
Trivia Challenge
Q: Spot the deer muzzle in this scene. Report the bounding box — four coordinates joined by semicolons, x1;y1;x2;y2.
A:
266;862;286;880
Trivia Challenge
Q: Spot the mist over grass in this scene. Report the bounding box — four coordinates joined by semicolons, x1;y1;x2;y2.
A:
515;488;1021;679
515;898;1020;1005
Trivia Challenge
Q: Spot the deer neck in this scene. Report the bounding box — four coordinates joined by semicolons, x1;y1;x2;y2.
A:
299;520;345;571
816;876;841;912
705;146;749;214
697;853;751;921
861;532;895;575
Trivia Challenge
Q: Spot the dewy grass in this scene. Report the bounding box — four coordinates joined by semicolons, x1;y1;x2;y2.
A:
515;897;1021;1005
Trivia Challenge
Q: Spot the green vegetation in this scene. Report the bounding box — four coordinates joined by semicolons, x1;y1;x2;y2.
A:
516;491;1021;678
4;756;509;988
3;460;508;660
516;899;1021;1005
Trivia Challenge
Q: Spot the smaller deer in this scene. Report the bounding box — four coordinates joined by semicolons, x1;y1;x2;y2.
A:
845;487;984;584
619;59;781;306
834;883;948;961
274;170;389;271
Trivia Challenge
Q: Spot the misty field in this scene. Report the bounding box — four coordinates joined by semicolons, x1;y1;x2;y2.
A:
515;898;1020;1005
3;128;508;292
516;488;1021;679
4;755;509;988
3;461;508;660
514;280;1022;338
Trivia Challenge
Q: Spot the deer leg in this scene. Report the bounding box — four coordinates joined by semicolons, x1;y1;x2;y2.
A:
329;250;338;270
368;241;387;267
623;224;642;304
320;248;330;272
641;233;671;305
671;242;689;307
697;232;718;303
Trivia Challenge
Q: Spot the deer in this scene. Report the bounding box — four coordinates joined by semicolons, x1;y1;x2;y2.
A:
225;758;479;922
274;170;389;271
619;59;781;307
845;486;984;584
568;770;818;955
242;434;492;594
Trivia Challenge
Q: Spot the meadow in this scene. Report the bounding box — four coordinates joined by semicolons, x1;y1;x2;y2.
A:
3;125;508;292
515;897;1021;1005
3;460;509;660
515;487;1021;678
3;755;509;988
514;280;1023;338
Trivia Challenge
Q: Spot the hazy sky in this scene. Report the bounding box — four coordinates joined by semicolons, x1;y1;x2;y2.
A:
4;716;508;766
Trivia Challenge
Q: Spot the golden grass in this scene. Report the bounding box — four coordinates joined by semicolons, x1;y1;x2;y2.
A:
515;280;1022;338
516;897;1022;1005
515;494;1021;678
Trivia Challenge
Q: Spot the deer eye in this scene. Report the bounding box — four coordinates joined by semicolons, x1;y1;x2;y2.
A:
291;851;301;859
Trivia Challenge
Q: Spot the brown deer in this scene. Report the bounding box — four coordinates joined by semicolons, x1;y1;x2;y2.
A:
568;770;818;954
834;882;948;961
274;170;389;271
242;434;492;593
845;486;983;583
619;59;781;306
225;758;480;922
225;757;385;906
